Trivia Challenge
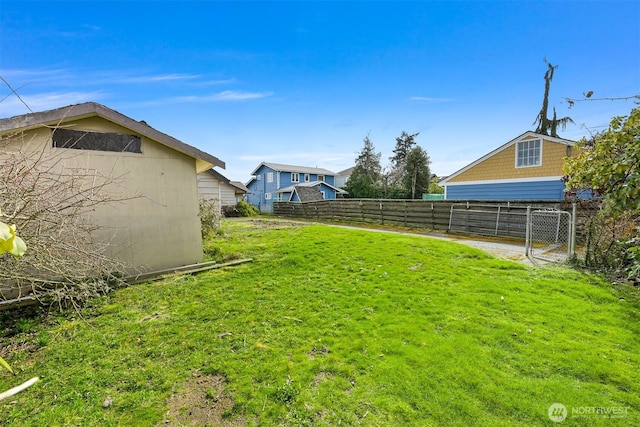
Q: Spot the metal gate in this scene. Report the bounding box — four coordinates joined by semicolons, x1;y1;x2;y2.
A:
525;206;576;263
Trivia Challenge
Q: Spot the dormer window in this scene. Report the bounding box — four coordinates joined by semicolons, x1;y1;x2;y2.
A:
516;139;541;167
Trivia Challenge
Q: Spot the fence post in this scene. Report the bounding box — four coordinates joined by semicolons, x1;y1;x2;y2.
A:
431;202;435;229
404;200;408;227
525;206;531;257
448;204;454;232
570;203;577;257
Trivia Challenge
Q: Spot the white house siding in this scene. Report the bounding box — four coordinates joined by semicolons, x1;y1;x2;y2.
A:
197;173;237;207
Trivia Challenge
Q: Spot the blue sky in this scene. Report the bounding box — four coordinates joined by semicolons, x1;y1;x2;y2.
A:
1;1;638;182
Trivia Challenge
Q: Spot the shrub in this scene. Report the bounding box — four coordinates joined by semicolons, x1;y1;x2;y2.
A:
583;211;639;283
224;201;258;218
199;199;221;240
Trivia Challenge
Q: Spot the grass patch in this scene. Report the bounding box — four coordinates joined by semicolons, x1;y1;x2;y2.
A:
1;218;638;426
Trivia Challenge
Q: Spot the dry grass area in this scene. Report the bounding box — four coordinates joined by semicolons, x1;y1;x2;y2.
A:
161;373;247;427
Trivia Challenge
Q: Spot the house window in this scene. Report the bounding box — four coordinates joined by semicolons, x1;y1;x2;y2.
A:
516;139;541;167
265;193;272;200
304;173;310;182
256;175;262;181
267;172;274;183
52;128;142;153
291;172;299;182
318;175;325;182
321;190;326;199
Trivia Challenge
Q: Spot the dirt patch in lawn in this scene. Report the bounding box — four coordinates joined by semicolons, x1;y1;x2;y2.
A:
161;373;246;426
250;219;303;229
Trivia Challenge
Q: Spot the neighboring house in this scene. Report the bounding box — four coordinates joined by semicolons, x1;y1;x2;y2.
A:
0;102;225;274
198;168;249;211
335;166;355;188
440;131;576;201
246;162;343;212
276;181;347;203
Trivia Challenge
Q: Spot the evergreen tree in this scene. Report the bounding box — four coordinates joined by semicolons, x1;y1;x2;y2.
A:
402;146;431;199
344;135;382;198
388;131;419;186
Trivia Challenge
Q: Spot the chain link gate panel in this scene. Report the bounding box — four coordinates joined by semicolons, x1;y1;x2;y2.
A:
525;207;575;264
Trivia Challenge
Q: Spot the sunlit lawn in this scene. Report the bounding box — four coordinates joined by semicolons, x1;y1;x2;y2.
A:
1;218;638;426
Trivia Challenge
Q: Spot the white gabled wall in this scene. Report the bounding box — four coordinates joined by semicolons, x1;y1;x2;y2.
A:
197;173;237;207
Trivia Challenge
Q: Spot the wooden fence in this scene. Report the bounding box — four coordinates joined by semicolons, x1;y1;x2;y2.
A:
273;199;586;240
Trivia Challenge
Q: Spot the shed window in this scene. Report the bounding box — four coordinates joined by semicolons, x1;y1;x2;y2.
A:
52;128;142;153
516;139;541;167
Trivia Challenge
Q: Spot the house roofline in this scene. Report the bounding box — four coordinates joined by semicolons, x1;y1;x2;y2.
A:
250;161;336;176
206;168;230;183
0;102;225;170
203;168;249;194
440;131;574;184
229;181;250;193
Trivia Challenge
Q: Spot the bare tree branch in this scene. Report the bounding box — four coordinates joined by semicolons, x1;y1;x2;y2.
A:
0;130;143;308
563;93;640;109
0;75;34;113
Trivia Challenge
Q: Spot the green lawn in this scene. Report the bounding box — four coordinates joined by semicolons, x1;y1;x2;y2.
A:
1;218;638;426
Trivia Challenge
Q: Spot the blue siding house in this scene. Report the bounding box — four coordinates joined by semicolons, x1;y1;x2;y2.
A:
246;162;345;212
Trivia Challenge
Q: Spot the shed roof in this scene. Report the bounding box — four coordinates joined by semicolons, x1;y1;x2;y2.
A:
229;181;250;193
0;102;225;172
205;168;249;194
293;186;324;202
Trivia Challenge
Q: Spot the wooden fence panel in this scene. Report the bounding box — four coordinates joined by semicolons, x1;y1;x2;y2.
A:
272;199;583;240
